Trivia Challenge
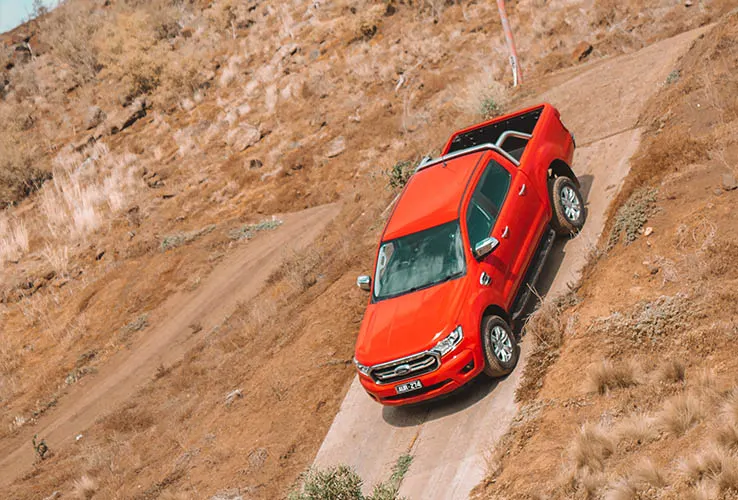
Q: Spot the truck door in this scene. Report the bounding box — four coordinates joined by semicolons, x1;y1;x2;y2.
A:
496;154;546;301
464;154;544;307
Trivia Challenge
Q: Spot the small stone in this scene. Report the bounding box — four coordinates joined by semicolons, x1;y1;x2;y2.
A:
644;227;654;237
722;173;737;191
685;0;693;6
227;124;261;152
225;389;243;406
572;41;593;62
325;136;346;158
248;159;263;169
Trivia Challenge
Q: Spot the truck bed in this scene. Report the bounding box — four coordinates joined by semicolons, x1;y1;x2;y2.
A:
444;106;544;162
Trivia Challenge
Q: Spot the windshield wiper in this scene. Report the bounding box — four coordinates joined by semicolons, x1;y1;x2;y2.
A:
433;272;462;286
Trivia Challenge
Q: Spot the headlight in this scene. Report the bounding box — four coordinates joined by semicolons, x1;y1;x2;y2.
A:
432;326;463;357
353;357;372;376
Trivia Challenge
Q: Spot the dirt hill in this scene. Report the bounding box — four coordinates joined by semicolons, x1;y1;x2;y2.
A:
474;12;738;500
0;0;735;498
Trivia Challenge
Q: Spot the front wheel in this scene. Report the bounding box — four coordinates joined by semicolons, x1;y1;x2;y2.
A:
550;176;585;236
481;315;519;377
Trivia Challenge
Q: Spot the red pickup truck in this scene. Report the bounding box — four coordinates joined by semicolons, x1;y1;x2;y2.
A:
353;103;584;406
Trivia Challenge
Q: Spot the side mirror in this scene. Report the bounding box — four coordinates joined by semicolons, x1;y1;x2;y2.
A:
357;275;372;291
473;237;499;260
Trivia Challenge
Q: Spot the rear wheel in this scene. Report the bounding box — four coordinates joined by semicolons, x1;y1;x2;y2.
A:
550;176;585;236
482;315;519;377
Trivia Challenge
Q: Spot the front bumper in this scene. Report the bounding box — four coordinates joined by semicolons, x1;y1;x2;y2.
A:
358;348;484;406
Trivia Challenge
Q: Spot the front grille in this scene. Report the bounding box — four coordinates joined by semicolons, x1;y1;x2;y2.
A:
371;351;440;385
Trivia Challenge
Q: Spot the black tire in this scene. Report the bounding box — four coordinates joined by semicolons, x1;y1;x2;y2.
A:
550;176;585;236
481;315;519;377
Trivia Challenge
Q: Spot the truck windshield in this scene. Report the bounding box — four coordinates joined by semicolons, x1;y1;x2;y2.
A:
373;220;466;301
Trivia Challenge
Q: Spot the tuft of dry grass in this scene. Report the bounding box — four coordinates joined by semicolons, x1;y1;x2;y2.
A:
604;460;666;500
72;475;98;499
603;477;637;500
0;215;29;264
614;413;659;445
572;423;615;472
41;144;141;241
101;404;155;434
586;359;639;395
721;389;738;425
41;243;70;277
680;444;726;484
655;359;686;384
515;298;567;403
714;424;738;452
658;392;704;436
630;458;667;488
712;391;738;451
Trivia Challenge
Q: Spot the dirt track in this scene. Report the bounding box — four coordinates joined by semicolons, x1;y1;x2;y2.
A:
312;27;708;499
0;203;339;488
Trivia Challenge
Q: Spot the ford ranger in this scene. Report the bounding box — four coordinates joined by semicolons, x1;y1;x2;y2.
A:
353;103;584;405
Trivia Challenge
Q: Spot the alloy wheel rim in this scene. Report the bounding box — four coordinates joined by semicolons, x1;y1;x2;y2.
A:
560;185;582;222
491;325;513;363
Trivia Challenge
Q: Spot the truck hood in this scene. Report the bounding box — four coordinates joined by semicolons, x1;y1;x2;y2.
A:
355;275;468;366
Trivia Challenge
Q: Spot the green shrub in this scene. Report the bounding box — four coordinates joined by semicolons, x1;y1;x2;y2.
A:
385;160;414;190
480;96;501;119
607;187;657;248
288;465;364;500
228;218;283;241
289;455;412;500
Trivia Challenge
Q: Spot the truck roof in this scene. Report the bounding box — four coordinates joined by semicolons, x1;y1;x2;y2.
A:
382;150;486;241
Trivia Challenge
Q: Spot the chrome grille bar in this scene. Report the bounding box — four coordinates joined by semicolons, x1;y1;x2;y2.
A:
369;350;441;385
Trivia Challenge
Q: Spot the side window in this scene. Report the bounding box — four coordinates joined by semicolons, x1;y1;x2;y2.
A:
465;159;511;249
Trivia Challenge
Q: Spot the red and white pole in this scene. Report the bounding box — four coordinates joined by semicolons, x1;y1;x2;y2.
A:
496;0;523;87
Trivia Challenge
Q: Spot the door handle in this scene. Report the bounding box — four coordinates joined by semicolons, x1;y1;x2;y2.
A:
501;226;509;239
519;184;526;196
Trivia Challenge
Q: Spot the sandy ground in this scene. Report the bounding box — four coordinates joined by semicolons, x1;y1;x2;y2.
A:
0;203;339;488
311;27;708;499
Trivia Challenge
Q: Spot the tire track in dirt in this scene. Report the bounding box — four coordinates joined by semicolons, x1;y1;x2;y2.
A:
312;27;709;499
0;203;340;488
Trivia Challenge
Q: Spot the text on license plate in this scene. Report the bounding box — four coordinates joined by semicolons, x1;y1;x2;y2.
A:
395;380;423;394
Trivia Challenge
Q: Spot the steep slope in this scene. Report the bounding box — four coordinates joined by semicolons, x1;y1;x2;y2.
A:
313;26;707;500
474;12;738;500
0;1;735;498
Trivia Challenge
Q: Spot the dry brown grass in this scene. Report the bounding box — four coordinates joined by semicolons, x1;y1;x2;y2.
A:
658;392;704;437
680;439;738;496
604;460;667;500
655;359;686;384
572;423;615;472
586;360;639;395
100;404;155;434
603;477;637;500
72;475;98;499
680;444;727;484
614;413;659;446
630;458;666;488
515;298;567;403
37;1;100;82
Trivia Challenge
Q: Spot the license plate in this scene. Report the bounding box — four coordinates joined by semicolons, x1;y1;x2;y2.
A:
395;380;423;394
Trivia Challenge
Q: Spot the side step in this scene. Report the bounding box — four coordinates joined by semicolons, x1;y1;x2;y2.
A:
511;227;557;320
